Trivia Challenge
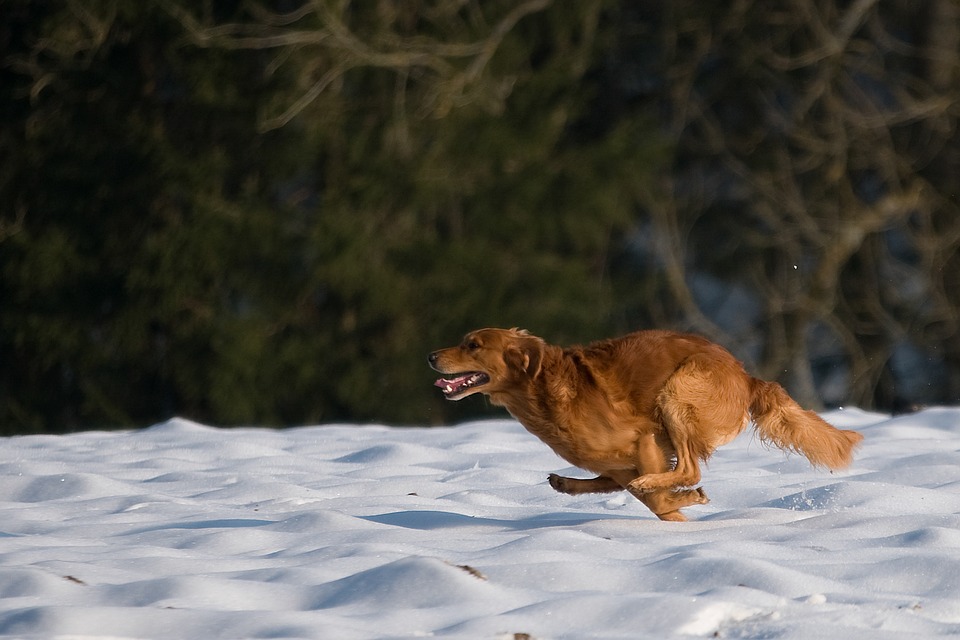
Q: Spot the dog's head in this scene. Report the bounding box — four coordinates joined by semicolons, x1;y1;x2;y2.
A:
428;328;545;401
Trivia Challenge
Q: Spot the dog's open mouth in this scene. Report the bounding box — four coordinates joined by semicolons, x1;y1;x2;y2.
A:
434;372;490;399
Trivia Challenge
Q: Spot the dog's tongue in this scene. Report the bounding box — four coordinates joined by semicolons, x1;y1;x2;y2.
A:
434;374;473;391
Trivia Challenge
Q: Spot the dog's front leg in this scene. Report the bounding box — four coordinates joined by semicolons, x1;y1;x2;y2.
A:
627;485;709;521
548;474;623;495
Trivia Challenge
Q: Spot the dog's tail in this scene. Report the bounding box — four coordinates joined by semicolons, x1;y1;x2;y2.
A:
749;378;863;470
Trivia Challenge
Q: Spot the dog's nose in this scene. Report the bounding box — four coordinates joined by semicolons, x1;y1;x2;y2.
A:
427;351;439;365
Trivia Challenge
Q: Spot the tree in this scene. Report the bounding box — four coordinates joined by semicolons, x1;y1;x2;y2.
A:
1;0;668;431
2;0;958;434
619;0;960;408
0;0;315;430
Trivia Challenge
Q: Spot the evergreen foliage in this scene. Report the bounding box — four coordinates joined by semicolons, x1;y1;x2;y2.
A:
1;1;958;433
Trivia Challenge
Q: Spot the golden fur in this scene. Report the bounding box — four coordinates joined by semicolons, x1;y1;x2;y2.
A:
428;328;863;521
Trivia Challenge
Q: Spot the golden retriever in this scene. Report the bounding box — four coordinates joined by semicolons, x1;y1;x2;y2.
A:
428;328;863;521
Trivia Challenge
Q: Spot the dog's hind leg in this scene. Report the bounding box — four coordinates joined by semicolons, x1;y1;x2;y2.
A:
627;430;702;494
627;424;702;494
628;359;731;494
548;474;623;495
603;433;708;520
604;468;709;521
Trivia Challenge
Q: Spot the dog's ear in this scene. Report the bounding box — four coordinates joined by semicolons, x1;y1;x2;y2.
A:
504;339;543;379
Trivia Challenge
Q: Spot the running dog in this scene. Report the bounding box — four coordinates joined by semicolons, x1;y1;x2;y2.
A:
429;328;863;521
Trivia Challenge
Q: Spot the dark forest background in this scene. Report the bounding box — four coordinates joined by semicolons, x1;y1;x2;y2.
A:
2;0;960;434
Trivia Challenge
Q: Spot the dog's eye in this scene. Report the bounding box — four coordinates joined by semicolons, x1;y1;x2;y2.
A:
466;341;480;351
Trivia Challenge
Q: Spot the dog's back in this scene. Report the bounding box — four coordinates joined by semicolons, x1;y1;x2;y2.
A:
577;330;733;413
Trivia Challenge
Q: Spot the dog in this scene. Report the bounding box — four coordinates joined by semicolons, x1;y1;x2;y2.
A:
428;328;863;521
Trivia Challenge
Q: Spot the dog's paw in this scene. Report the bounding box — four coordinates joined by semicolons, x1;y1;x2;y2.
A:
548;473;568;493
656;510;688;522
693;487;710;504
627;475;657;494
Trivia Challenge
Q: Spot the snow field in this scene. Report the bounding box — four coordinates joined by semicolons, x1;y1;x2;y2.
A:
1;408;959;638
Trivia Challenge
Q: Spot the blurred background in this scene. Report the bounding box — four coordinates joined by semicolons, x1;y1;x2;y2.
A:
2;0;959;434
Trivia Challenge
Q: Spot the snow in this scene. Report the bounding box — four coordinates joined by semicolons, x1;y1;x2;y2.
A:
2;407;960;639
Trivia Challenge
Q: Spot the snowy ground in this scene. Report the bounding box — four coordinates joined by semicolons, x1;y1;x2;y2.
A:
1;407;960;639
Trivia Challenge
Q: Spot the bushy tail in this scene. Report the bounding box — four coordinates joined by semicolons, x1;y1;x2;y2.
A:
749;378;863;469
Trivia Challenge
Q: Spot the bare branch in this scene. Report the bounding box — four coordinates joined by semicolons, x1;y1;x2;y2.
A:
161;0;555;127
